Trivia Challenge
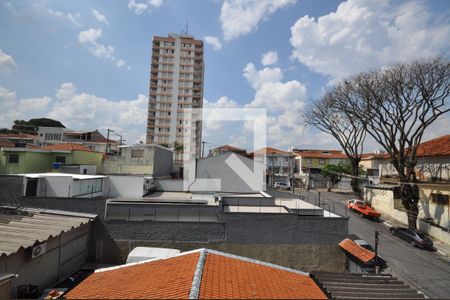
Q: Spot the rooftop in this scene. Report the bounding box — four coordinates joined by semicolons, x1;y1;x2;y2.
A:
18;173;107;180
252;147;292;156
0;206;95;257
338;238;375;264
293;150;348;159
41;143;101;153
65;248;326;299
312;272;425;299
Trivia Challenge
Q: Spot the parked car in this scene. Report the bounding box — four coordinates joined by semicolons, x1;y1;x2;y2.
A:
389;227;434;249
274;182;290;190
347;199;381;219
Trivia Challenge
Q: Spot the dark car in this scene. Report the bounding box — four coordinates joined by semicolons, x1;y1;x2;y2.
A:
389;227;433;249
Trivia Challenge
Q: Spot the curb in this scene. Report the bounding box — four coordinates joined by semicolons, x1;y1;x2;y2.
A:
383;221;392;228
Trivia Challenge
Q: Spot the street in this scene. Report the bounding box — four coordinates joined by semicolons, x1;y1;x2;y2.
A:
267;188;450;299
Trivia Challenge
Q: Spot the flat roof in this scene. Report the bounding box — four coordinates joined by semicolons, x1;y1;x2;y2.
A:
18;173;107;179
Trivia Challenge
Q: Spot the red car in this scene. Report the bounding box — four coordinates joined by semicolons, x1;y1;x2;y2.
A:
347;199;381;219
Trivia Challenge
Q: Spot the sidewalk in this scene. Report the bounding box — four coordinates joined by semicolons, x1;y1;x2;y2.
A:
380;214;450;259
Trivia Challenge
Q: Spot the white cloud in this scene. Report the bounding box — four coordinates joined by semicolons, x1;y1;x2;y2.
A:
243;63;283;89
203;62;308;150
290;0;450;79
0;83;147;143
220;0;297;41
92;9;109;25
78;28;127;68
48;9;82;27
0;49;17;73
261;50;278;66
128;0;163;15
0;86;53;127
204;36;223;51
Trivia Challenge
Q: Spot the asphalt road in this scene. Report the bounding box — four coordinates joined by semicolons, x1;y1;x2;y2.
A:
267;188;450;299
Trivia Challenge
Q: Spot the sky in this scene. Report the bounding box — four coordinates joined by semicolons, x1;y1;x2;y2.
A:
0;0;449;153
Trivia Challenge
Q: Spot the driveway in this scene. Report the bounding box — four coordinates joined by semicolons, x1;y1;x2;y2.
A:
267;188;450;299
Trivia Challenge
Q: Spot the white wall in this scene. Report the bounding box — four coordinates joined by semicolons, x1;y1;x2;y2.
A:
37;177;73;197
105;175;145;198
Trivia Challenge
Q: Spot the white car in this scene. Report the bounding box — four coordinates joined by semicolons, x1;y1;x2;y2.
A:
274;182;290;190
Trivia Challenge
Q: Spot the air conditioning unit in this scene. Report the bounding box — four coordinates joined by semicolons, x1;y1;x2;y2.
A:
30;242;47;259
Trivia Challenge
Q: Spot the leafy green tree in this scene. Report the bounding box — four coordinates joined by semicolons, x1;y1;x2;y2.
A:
321;163;352;190
10;118;65;134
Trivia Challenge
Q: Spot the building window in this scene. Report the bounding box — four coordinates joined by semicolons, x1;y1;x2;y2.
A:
431;193;449;205
319;159;325;165
306;159;312;165
56;156;66;164
8;154;19;163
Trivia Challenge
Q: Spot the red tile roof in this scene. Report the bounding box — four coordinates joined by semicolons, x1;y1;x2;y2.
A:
66;252;199;299
0;133;37;140
294;150;348;159
252;147;292;156
200;253;326;299
0;141;15;147
41;143;100;153
65;249;326;300
338;238;375;264
213;144;245;152
415;134;450;157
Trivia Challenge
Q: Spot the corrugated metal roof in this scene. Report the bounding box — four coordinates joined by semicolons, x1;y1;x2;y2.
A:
0;206;95;257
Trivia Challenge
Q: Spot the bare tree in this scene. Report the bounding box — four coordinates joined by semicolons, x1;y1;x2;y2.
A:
335;56;450;229
304;92;366;194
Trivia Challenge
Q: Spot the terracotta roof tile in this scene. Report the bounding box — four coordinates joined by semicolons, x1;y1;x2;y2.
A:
415;134;450;157
339;238;375;264
65;253;199;299
64;249;326;299
41;143;100;153
199;253;326;299
252;147;292;156
0;141;15;147
0;133;37;139
294;151;348;159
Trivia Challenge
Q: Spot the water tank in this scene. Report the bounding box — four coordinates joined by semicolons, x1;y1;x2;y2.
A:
52;162;62;169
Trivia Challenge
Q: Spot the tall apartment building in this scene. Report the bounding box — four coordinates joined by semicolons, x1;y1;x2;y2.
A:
146;33;204;160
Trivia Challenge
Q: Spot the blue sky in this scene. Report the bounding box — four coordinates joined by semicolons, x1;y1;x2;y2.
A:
1;0;449;152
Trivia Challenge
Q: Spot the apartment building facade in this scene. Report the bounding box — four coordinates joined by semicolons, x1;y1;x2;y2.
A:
146;33;204;160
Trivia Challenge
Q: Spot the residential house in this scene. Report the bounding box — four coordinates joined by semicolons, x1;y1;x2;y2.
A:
293;149;348;175
376;135;450;182
0;206;95;299
37;127;118;153
65;248;327;299
100;144;173;176
252;147;294;186
208;144;247;157
0;143;103;174
0;133;38;147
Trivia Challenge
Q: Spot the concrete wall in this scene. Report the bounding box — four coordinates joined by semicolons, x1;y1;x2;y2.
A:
156;179;185;191
37;176;73;198
0;223;91;298
105;175;145;198
113;241;345;273
194;152;264;193
100;145;173;176
365;186;450;244
153;146;173;176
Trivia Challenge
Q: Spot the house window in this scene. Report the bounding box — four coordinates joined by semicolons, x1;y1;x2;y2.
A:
319;159;325;165
306;159;312;165
8;154;19;163
431;193;449;205
56;156;66;164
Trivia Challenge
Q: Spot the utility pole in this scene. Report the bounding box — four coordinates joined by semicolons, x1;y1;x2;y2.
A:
105;129;114;154
201;141;207;158
375;230;380;274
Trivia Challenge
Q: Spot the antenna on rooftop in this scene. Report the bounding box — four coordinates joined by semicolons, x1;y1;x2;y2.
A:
181;19;189;35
